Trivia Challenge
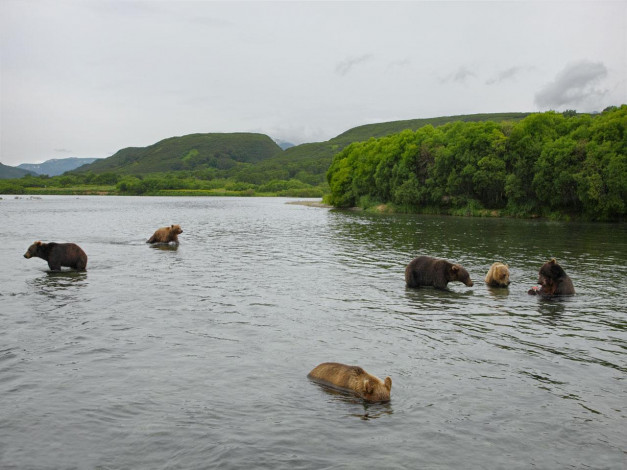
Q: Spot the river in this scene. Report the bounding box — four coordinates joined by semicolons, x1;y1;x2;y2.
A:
1;196;625;469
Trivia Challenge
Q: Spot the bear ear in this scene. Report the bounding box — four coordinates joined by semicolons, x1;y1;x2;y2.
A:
171;224;175;228
385;377;392;390
35;241;42;245
363;379;374;395
549;258;557;264
451;265;460;273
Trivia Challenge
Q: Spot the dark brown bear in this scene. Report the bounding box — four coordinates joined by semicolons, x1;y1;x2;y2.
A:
528;258;575;296
24;241;88;271
405;255;474;290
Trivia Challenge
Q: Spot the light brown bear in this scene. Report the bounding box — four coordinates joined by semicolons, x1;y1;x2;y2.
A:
147;224;183;244
485;262;510;287
307;362;392;403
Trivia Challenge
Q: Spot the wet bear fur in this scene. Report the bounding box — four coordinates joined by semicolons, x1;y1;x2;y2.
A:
24;241;88;271
147;224;183;244
405;255;474;290
308;362;392;403
528;258;575;296
485;262;510;287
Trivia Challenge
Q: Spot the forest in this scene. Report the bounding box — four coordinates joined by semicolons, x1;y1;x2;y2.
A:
325;106;626;221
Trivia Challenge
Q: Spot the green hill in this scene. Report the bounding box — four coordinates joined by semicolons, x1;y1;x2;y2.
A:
76;133;283;175
0;162;36;179
237;112;531;185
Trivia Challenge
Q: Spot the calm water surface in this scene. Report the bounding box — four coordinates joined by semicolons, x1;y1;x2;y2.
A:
1;196;626;469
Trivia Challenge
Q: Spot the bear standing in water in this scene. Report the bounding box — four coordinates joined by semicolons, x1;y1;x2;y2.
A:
24;241;88;271
147;224;183;244
528;258;575;297
308;362;392;403
485;262;510;287
405;255;474;290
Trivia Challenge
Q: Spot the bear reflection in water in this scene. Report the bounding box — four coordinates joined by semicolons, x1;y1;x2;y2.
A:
149;243;179;252
308;362;392;403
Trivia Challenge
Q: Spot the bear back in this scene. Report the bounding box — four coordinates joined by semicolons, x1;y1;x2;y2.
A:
308;362;392;403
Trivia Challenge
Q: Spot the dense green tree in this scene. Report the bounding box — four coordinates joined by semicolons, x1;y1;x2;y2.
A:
326;106;627;221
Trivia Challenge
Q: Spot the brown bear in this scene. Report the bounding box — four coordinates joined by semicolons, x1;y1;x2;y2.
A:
528;258;575;296
405;255;473;289
24;241;88;271
308;362;392;403
147;224;183;244
485;262;510;287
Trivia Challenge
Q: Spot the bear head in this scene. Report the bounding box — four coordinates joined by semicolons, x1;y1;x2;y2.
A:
490;263;510;287
24;241;43;259
537;258;566;294
170;224;183;235
361;376;392;403
450;264;474;287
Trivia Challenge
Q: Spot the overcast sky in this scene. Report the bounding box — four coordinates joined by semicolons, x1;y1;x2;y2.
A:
1;0;626;165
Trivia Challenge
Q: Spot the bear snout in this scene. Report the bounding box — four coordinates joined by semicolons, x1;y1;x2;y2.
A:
465;280;474;287
23;252;31;259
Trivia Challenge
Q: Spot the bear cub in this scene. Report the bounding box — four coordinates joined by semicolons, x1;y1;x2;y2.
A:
308;362;392;403
528;258;575;296
405;255;473;290
24;241;88;271
485;262;510;287
147;224;183;244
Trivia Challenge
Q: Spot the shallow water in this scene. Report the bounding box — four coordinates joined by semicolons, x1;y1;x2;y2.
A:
1;196;625;469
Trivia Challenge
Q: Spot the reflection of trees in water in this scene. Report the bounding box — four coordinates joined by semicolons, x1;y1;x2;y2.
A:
329;211;624;261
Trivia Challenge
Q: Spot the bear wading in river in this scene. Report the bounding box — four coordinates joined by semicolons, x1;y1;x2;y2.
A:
485;262;510;288
307;362;392;403
528;258;575;297
147;224;183;244
24;241;88;271
405;255;473;290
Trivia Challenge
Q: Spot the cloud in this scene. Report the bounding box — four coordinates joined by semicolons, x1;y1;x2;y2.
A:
387;58;411;70
534;60;608;109
440;66;476;84
486;66;524;85
335;54;374;76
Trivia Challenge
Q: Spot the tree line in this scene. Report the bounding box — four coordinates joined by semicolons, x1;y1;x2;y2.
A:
0;168;325;198
326;106;626;221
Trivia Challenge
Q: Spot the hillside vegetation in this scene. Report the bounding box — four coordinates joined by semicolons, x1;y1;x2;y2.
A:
326;106;626;221
76;133;282;175
229;113;531;187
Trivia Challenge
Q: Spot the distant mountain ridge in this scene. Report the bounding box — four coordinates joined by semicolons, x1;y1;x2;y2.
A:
0;162;36;179
18;157;100;176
